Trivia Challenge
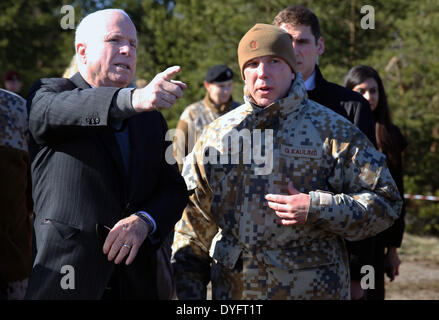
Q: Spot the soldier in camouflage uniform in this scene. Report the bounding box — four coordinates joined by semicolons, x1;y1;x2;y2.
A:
174;65;240;170
171;24;401;300
0;89;33;299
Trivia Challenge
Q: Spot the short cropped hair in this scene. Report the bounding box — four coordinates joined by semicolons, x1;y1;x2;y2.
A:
273;6;321;44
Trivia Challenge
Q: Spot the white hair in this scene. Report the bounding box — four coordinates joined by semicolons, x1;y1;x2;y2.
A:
74;9;133;50
74;9;134;76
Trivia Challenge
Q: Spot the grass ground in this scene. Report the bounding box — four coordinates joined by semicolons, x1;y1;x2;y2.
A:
386;233;439;300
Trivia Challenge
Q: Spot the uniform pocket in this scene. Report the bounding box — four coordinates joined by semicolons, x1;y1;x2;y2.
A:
263;239;338;270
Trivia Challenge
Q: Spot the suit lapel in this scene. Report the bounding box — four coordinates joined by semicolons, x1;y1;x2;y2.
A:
69;73;129;202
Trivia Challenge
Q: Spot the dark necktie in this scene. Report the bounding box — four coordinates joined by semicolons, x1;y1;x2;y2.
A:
114;126;130;179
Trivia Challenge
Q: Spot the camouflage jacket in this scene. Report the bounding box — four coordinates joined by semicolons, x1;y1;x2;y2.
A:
0;89;28;151
171;74;401;300
173;94;240;169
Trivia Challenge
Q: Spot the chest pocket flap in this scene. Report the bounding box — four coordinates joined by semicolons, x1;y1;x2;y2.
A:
210;237;242;270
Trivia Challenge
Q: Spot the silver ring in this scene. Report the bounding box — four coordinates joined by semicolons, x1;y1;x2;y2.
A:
123;244;131;249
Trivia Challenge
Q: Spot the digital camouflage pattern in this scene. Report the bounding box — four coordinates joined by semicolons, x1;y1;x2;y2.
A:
173;95;240;168
0;89;28;151
171;74;402;300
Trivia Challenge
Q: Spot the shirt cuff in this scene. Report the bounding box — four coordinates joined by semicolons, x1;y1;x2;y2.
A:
109;88;137;129
136;211;157;234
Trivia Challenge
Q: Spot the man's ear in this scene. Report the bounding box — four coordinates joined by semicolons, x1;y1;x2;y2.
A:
76;43;87;65
317;36;325;56
204;81;210;91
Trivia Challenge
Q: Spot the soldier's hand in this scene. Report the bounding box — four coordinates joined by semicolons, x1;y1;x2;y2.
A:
103;214;151;266
131;66;187;112
265;181;310;226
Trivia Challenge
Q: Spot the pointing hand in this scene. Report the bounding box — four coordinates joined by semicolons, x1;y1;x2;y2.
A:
132;66;187;112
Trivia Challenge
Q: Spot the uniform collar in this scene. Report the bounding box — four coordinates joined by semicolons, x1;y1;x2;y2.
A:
203;93;235;115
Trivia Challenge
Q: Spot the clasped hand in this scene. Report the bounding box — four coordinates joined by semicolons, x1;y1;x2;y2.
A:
265;181;310;226
103;214;150;265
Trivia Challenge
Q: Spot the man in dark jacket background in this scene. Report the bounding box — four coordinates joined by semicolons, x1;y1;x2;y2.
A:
273;5;377;299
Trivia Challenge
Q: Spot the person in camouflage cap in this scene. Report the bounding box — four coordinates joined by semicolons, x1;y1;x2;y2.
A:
171;24;402;300
173;64;240;171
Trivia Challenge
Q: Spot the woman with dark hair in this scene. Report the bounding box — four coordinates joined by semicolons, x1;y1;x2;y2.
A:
344;65;408;300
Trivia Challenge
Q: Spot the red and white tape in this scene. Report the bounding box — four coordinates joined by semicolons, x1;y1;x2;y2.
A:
404;194;439;201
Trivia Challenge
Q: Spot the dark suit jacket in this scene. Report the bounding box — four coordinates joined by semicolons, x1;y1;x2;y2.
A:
25;73;188;299
307;66;377;280
308;66;377;147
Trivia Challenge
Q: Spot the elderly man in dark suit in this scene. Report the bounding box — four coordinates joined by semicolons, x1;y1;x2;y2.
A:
25;8;188;299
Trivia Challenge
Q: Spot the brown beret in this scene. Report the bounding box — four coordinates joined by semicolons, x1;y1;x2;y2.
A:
238;24;297;79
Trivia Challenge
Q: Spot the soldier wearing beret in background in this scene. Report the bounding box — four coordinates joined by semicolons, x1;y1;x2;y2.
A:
173;65;240;170
171;24;402;300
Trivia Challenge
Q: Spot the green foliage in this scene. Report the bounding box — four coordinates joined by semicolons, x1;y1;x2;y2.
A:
1;0;438;234
0;0;79;94
133;0;295;128
406;200;439;236
129;0;296;128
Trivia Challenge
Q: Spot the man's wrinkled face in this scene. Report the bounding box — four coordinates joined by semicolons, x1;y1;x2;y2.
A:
243;55;294;107
78;12;137;88
205;80;233;105
279;23;324;81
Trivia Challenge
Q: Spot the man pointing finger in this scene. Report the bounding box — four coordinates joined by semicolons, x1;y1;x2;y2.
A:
132;66;187;112
26;9;188;300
